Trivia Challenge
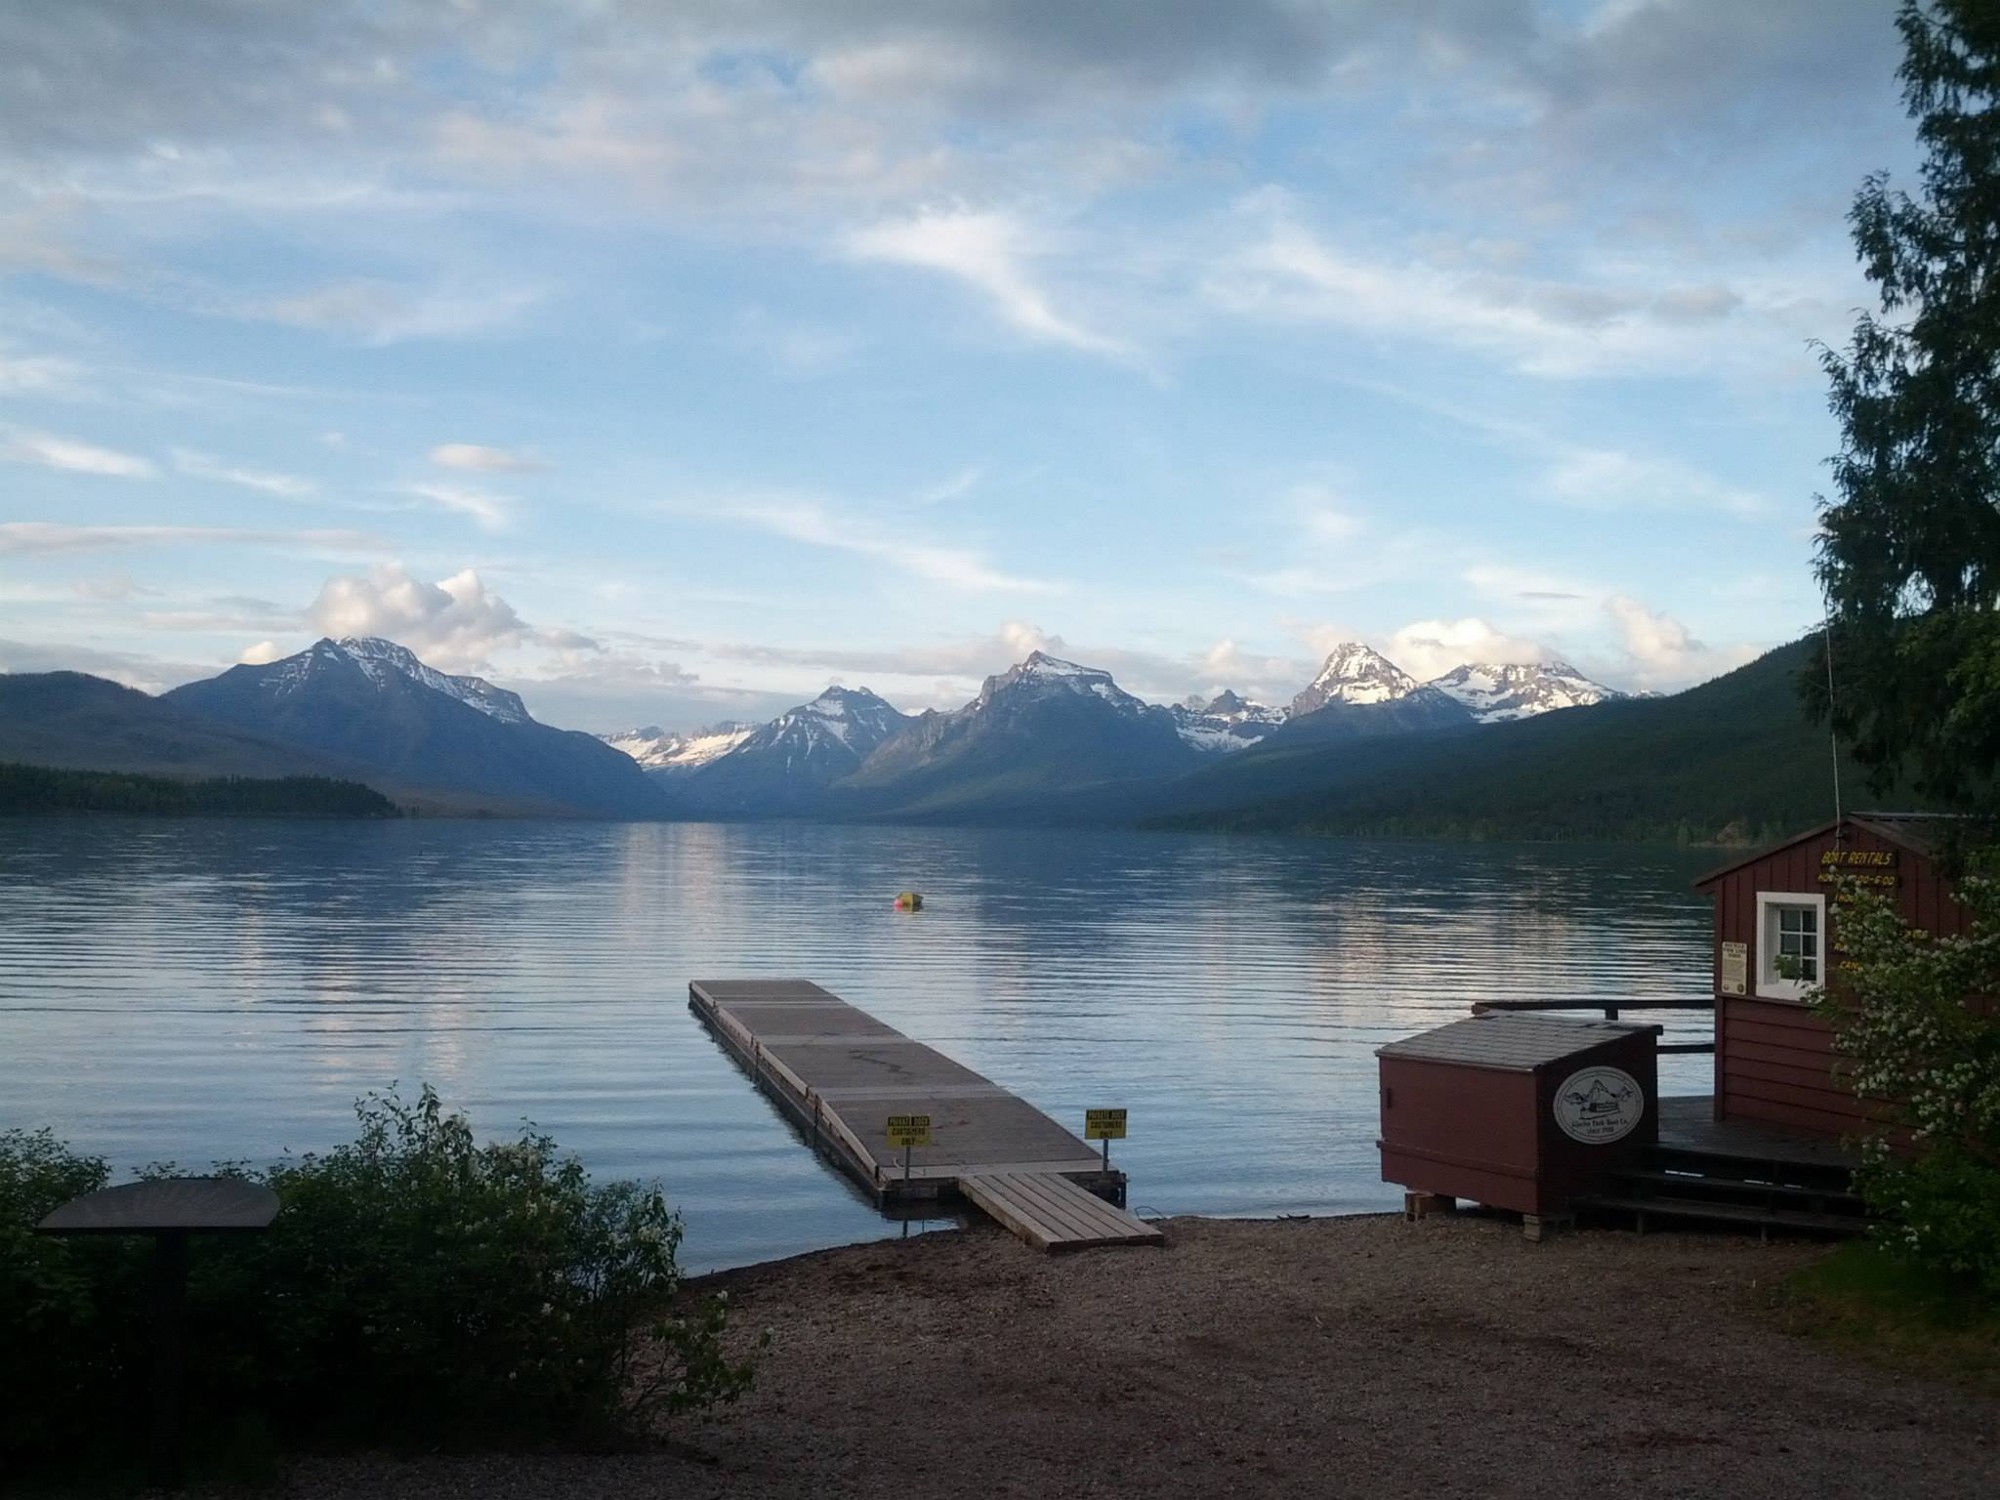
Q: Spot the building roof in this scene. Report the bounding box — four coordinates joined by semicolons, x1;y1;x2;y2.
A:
1376;1014;1656;1073
1691;812;1980;889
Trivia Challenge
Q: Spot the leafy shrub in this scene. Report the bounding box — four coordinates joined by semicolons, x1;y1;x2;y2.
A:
1814;873;2000;1294
0;1129;150;1466
0;1089;757;1476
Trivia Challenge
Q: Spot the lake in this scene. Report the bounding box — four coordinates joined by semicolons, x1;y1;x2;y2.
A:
0;819;1720;1271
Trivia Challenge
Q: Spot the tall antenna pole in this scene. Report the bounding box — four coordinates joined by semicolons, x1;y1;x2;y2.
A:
1824;614;1843;828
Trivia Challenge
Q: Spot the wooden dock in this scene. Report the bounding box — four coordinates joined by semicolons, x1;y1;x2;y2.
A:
689;978;1162;1251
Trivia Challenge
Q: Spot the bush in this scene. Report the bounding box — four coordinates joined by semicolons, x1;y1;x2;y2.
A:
1813;872;2000;1295
0;1089;757;1477
0;1129;150;1467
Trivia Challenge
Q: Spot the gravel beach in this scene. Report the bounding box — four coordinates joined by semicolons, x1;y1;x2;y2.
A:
286;1213;2000;1500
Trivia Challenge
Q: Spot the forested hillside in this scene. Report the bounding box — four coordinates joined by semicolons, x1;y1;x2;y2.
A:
0;764;398;818
1151;638;1898;844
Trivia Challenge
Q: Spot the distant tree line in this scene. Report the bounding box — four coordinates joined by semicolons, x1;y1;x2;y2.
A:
0;763;398;818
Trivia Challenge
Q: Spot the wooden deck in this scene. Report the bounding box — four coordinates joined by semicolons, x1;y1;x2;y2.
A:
1658;1095;1860;1173
689;978;1160;1251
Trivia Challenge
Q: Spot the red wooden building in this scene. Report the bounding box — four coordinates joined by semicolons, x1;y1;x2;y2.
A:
1692;812;1970;1139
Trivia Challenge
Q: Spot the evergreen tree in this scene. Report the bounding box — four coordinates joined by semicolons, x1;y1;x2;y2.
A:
1813;1;2000;806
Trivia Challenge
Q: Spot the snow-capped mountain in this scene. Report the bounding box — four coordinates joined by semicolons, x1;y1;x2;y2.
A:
165;637;667;817
968;652;1154;717
1171;690;1287;754
1424;660;1622;723
744;686;911;769
837;652;1200;816
666;686;915;815
1290;643;1417;717
332;636;532;724
600;722;756;772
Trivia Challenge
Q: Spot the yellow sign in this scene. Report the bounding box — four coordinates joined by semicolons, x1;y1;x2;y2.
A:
1084;1108;1127;1141
886;1114;932;1149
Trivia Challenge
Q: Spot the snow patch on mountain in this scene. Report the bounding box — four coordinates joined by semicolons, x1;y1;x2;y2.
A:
1291;643;1417;717
975;651;1152;716
730;685;913;775
1172;689;1287;754
266;636;534;723
601;722;756;771
1424;660;1622;722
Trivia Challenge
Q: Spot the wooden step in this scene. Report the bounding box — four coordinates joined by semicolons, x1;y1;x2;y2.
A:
959;1171;1164;1252
1650;1146;1854;1193
1612;1168;1865;1213
1575;1193;1867;1237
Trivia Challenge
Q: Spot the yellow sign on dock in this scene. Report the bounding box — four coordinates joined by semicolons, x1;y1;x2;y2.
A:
1085;1109;1127;1141
886;1113;932;1148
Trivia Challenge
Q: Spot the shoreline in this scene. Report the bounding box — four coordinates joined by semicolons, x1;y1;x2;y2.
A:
285;1212;2000;1500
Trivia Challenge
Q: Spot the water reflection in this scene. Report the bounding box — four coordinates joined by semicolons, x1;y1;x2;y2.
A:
0;819;1718;1271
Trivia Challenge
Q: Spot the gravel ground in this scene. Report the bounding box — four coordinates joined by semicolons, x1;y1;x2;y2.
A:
285;1213;1999;1500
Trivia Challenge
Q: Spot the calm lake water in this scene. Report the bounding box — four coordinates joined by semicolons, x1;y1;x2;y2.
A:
0;820;1719;1271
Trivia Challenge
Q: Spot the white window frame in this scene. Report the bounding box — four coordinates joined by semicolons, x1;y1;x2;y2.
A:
1754;890;1827;1002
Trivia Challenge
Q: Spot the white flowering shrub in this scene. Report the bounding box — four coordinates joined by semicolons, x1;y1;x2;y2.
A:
1812;875;2000;1293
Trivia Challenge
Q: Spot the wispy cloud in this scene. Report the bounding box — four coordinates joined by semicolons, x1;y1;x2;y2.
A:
848;209;1127;359
1210;212;1800;380
719;494;1057;594
2;430;154;478
0;522;389;556
402;481;511;530
1542;447;1768;519
172;448;316;498
429;443;544;473
0;349;88;397
917;466;982;505
245;279;539;344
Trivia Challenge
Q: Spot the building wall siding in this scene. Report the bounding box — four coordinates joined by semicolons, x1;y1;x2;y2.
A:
1702;820;1967;1137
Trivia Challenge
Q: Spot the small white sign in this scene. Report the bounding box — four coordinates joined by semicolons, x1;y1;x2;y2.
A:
1552;1066;1644;1145
1720;941;1748;997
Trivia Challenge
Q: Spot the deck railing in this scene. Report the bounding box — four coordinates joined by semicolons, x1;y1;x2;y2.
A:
1468;997;1716;1054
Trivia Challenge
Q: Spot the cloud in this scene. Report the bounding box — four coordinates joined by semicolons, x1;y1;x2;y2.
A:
2;430;154;478
401;480;511;530
695;618;1317;710
1541;446;1767;518
304;565;531;670
246;279;538;343
1211;214;1785;379
718;494;1056;593
848;208;1125;357
1605;594;1759;691
0;636;211;692
429;443;544;473
916;466;982;505
0;348;87;397
1384;617;1549;681
0;522;389;556
171;448;316;498
238;640;285;665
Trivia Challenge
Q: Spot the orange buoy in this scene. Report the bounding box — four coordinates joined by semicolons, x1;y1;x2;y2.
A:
893;891;924;912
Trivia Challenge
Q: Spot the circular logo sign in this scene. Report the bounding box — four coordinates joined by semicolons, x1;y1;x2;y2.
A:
1552;1066;1644;1144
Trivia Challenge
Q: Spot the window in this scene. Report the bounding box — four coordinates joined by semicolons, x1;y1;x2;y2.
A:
1754;891;1827;1002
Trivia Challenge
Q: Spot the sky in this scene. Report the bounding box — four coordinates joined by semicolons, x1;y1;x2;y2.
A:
0;0;1923;731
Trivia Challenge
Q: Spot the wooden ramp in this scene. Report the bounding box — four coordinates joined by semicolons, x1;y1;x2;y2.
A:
689;978;1157;1251
959;1171;1164;1251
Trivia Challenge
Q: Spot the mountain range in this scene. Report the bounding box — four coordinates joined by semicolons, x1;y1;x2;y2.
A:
0;637;669;818
598;641;1624;818
0;632;1859;841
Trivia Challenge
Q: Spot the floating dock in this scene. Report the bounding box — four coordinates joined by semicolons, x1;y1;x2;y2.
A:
689;978;1162;1251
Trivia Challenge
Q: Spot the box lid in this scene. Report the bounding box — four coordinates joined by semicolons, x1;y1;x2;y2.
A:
1376;1014;1654;1073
